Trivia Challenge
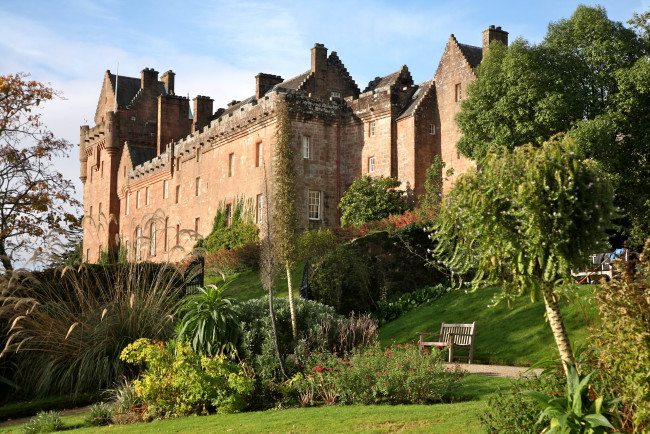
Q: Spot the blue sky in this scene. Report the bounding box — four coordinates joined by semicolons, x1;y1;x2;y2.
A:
1;0;648;203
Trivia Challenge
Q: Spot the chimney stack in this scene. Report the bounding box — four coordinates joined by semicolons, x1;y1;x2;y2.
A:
161;70;175;95
482;25;508;57
311;43;328;97
141;67;159;91
255;73;283;99
192;96;214;133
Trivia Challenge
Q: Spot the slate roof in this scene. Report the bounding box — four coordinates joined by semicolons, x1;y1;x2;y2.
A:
270;70;311;93
363;71;400;93
395;79;435;121
457;43;483;69
108;73;168;108
125;143;157;167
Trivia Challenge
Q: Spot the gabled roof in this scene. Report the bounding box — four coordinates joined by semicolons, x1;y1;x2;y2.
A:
364;71;400;93
456;43;483;70
219;96;256;119
125;143;157;168
271;70;312;92
108;73;168;109
395;79;435;121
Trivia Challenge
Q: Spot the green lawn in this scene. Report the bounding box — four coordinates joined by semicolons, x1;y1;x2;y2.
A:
1;376;512;433
204;263;306;301
379;285;598;365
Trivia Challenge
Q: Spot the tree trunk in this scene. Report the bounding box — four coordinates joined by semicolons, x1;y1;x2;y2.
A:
542;285;576;374
0;241;13;272
286;261;298;340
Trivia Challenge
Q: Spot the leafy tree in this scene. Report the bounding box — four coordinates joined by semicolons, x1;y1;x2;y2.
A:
0;73;81;271
271;101;299;340
431;136;615;371
455;5;649;247
418;155;453;212
339;175;409;227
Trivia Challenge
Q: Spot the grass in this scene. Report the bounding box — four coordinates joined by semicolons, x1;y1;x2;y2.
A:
0;394;96;421
379;284;598;365
0;376;513;433
204;262;305;301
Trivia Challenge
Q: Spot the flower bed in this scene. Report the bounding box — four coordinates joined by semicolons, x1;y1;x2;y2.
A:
293;342;465;405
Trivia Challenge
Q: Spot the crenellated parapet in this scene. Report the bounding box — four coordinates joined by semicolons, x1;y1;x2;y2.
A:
128;150;171;181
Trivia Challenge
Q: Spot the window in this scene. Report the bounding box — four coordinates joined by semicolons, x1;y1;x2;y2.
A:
369;121;376;137
229;153;235;177
89;205;93;219
302;136;310;159
256;194;264;223
145;187;150;205
136;226;142;261
136;190;141;208
150;223;156;257
98;202;102;220
123;166;127;178
86;248;90;262
308;190;321;220
225;203;233;227
368;156;375;173
90;169;93;182
126;193;130;215
455;83;462;102
125;240;130;259
256;142;263;167
176;157;181;172
196;148;201;162
194;217;200;233
164;218;169;252
101;161;104;178
175;185;180;204
429;124;436;135
175;224;180;246
331;91;341;99
163;180;169;199
195;177;201;196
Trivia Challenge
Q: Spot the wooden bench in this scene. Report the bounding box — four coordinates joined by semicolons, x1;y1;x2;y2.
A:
417;322;476;364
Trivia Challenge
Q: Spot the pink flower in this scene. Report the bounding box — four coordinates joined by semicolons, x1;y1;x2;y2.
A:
314;366;325;372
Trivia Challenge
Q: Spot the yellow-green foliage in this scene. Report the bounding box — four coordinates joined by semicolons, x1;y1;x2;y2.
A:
593;240;650;431
431;135;615;304
120;339;253;417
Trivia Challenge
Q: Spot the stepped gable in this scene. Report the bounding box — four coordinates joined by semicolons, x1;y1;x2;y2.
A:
456;41;483;70
396;79;435;121
125;143;157;167
364;71;399;93
271;70;312;93
327;51;360;95
108;73;168;109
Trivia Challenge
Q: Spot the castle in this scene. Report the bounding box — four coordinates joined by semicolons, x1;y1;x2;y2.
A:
80;26;509;263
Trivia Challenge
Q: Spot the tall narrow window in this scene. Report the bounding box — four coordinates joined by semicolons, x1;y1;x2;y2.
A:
175;185;180;204
225;203;233;227
136;227;142;261
455;83;462;102
196;148;201;162
145;187;150;205
429;124;436;135
98;202;102;220
89;205;93;219
256;194;264;223
86;248;90;262
126;193;130;215
229;153;235;177
194;217;200;233
175;224;180;246
369;121;376;137
150;223;156;257
125;240;130;259
256;142;263;167
163;180;169;199
195;177;201;196
308;190;321;220
136;190;141;208
123;166;127;178
176;157;181;172
368;156;375;173
164;218;169;252
302;136;311;159
101;161;104;178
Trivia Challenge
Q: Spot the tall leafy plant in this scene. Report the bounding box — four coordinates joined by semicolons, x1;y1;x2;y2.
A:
431;135;615;371
175;284;241;357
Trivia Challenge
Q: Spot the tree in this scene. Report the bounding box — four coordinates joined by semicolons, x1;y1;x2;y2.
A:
455;5;649;247
339;175;409;227
431;136;615;372
418;155;453;212
0;73;80;271
271;101;299;340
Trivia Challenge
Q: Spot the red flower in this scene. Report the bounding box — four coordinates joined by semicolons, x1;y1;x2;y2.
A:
314;366;325;372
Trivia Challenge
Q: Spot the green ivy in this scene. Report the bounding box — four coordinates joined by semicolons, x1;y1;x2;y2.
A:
197;198;258;252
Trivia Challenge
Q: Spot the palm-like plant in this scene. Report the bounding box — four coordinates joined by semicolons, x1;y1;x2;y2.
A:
175;284;241;357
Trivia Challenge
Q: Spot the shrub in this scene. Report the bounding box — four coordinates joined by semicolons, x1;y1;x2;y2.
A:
339;175;410;227
120;339;253;417
0;262;185;398
175;284;241;357
84;402;113;427
295;342;465;405
592;239;650;431
197;198;258;253
204;242;260;276
372;284;451;325
21;410;63;434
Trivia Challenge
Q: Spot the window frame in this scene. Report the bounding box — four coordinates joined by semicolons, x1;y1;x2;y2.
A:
368;156;375;173
369;121;376;137
302;136;311;159
229;153;235;177
308;190;321;220
256;194;264;223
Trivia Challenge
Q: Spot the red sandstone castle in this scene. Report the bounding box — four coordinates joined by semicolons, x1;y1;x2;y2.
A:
80;26;508;263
